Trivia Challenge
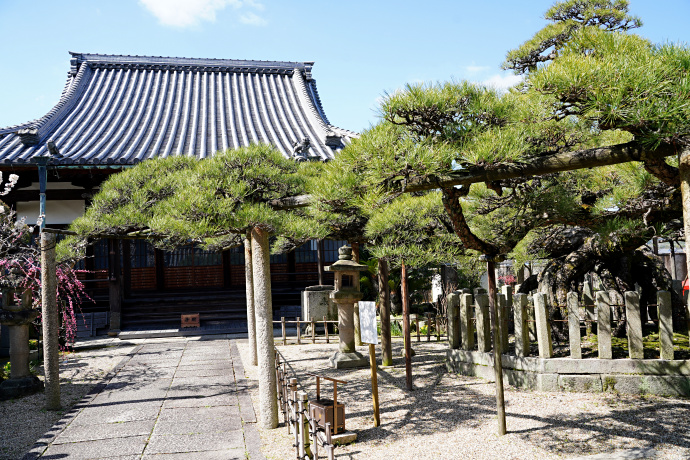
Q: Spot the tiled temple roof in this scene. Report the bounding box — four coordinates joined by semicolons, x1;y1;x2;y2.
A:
0;52;356;166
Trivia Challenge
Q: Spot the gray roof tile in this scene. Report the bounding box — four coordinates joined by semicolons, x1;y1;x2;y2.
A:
0;53;356;166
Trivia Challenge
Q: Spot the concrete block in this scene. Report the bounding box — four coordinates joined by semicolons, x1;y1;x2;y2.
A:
302;286;335;326
559;374;603;393
537;373;559;392
604;374;690;397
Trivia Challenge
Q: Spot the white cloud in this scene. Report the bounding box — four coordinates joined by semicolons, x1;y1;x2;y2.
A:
240;11;268;26
481;73;524;92
465;64;490;74
139;0;266;28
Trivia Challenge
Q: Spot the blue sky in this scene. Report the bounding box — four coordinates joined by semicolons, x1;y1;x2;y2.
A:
1;0;689;134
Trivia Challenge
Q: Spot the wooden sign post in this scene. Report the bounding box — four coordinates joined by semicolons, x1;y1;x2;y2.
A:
358;301;380;427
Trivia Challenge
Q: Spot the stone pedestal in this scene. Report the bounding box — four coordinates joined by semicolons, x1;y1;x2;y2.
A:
302;285;335;332
0;290;43;400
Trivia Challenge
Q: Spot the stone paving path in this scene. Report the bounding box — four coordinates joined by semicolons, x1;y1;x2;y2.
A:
25;338;264;459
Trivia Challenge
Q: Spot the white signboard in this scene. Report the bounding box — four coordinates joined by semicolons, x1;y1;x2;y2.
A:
358;301;378;345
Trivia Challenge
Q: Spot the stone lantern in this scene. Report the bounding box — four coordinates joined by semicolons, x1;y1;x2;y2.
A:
325;246;369;369
0;286;43;400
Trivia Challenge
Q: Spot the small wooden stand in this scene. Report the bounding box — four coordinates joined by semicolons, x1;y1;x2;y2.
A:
181;314;200;328
307;373;347;434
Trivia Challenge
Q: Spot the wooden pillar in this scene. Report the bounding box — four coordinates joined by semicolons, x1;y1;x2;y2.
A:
122;239;131;299
317;239;324;286
222;250;232;288
108;239;122;332
287;249;296;283
378;258;393;366
155;248;165;291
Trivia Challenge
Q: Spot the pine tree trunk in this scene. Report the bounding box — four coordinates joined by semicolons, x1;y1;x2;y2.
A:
251;227;278;429
680;147;690;332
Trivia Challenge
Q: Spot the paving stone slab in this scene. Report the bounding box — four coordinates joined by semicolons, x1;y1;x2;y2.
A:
145;430;244;454
152;417;242;435
243;422;267;460
52;419;156;444
142;449;246;460
173;368;229;378
162;393;237;409
158;405;241;422
71;402;162;425
40;435;148;459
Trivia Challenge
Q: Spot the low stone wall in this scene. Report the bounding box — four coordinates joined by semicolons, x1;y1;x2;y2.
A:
447;349;690;397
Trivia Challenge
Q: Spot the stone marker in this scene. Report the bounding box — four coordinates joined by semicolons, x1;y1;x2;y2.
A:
475;293;491;352
567;291;582;359
657;290;674;360
625;291;644;359
498;291;509;352
460;293;474;351
583;280;596;335
447;291;461;350
302;285;335;333
533;293;553;358
596;291;612;359
513;293;529;357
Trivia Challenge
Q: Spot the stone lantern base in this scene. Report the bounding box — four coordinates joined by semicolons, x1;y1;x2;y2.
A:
329;351;368;369
0;376;44;401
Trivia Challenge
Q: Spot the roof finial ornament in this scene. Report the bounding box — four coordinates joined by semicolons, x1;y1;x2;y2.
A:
292;138;311;161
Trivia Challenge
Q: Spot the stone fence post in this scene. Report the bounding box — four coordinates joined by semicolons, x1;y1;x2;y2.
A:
475;293;491;352
658;290;674;360
533;293;553;358
596;291;612;359
513;293;529;357
447;291;460;350
625;291;644;359
460;293;474;351
567;292;581;359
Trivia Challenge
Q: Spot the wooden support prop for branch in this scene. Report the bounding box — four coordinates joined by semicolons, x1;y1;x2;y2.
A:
483;255;507;436
369;343;380;427
401;260;413;391
324;316;329;343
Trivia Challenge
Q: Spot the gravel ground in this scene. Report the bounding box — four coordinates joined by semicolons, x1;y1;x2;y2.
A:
0;342;135;460
236;338;690;460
